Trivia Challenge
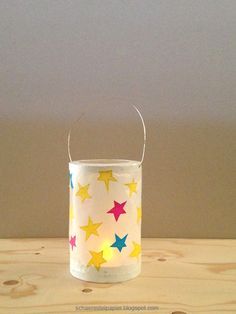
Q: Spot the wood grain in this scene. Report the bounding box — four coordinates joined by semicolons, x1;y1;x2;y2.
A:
0;238;236;314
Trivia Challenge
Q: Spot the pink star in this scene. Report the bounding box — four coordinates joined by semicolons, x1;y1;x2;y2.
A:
69;235;76;251
107;201;127;221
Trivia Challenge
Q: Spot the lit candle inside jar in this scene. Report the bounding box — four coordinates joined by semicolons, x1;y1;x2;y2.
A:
69;159;142;282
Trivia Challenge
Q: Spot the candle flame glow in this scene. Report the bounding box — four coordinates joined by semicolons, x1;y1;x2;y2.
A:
100;240;114;261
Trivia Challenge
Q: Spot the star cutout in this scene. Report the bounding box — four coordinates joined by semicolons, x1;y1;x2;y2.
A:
76;182;91;202
69;172;74;189
97;170;117;191
80;216;102;240
87;250;107;271
137;207;142;223
111;233;128;252
129;241;141;259
69;235;76;251
69;205;74;222
125;179;137;197
107;201;127;221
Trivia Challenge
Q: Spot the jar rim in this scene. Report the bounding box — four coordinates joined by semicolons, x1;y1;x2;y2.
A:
69;159;140;167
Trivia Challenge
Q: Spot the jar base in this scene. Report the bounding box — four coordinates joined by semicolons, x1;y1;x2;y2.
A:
70;261;141;283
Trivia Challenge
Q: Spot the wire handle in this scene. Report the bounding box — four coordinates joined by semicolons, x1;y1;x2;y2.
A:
67;105;146;167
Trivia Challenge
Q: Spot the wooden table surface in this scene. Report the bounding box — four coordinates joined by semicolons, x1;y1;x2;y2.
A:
0;238;236;314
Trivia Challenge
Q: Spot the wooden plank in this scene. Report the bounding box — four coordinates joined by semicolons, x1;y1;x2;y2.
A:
0;238;236;314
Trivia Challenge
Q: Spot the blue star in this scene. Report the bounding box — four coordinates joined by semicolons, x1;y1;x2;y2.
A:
69;172;74;189
111;233;128;252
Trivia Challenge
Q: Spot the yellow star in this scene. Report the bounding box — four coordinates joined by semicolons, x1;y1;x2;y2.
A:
137;207;142;223
129;241;141;259
69;205;74;222
87;250;107;271
125;179;137;197
76;183;91;202
97;170;117;191
80;216;102;240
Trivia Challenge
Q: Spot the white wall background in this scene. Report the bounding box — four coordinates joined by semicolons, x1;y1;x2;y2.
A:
1;0;235;238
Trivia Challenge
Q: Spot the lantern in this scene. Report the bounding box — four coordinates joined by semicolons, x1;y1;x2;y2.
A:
68;106;146;283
